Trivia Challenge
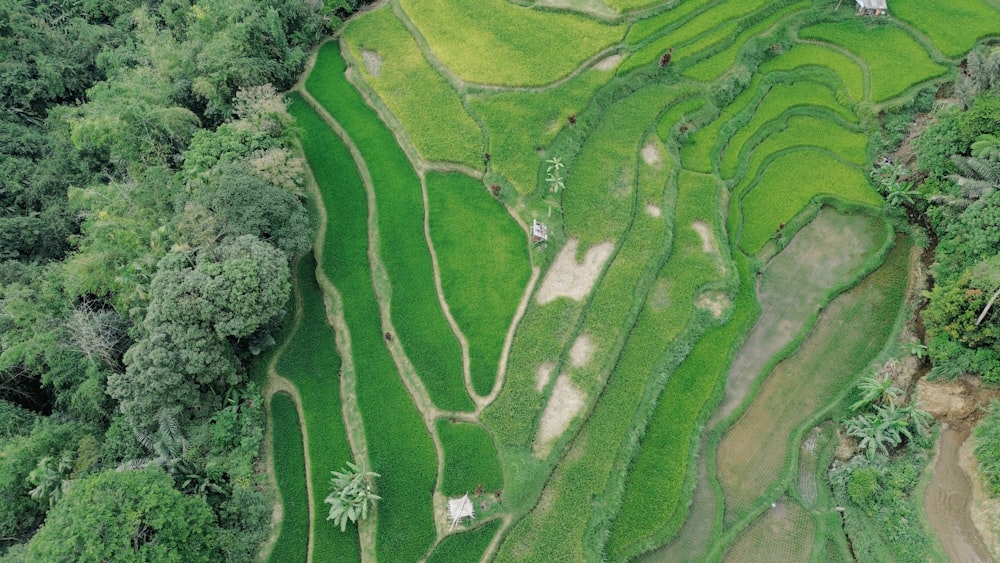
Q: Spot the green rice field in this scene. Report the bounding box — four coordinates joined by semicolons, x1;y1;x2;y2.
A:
262;1;997;561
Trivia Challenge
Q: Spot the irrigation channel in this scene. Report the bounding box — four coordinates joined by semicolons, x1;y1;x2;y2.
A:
262;0;1000;561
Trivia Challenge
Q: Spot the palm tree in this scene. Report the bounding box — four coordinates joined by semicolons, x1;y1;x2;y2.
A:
28;452;74;508
325;461;380;532
845;404;910;459
850;371;903;411
950;152;1000;200
871;162;920;209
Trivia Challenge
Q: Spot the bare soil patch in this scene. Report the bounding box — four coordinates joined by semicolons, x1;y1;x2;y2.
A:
962;433;1000;560
641;141;663;168
645;204;662;218
594;53;623;71
924;427;993;563
711;208;882;427
569;333;594;367
535;362;555;392
697;291;730;318
534;374;586;457
361;50;382;77
536;238;614;305
691;221;717;254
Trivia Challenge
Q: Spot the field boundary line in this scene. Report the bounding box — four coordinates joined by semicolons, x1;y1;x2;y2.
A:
797;39;872;103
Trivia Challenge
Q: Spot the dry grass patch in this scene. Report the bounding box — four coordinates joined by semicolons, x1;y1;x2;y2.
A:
536;239;615;304
534;374;587;457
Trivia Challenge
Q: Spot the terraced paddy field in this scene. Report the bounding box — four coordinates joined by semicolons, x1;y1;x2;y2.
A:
263;1;1000;561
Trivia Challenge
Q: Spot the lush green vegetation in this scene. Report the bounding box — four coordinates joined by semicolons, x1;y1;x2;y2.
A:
437;420;504;496
342;7;483;168
426;520;502;563
274;254;359;560
761;42;866;102
892;0;1000;58
307;43;472;413
268;393;309;563
289;94;439;562
398;0;624;86
800;20;949;103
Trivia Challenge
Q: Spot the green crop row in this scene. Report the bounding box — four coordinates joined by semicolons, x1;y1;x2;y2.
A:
290;92;438;562
683;0;810;82
761;42;866;102
800;20;949;103
625;0;717;46
306;43;472;412
437;419;503;496
563;83;676;248
268;392;310;563
722;111;867;180
892;0;1000;59
426;519;502;563
342;7;482;168
426;172;530;396
274;255;360;561
657;95;705;141
716;238;910;522
620;0;771;74
681;72;768;173
607;258;755;561
738;149;881;254
398;0;624;86
469;69;612;195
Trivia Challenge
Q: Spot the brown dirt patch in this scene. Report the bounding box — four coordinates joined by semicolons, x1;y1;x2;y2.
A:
361;50;382;77
641;141;663;168
594;53;623;71
917;378;980;423
711;208;882;427
535;362;555;392
534;374;587;457
645;204;662;218
696;291;730;319
691;221;717;254
536;238;614;305
961;432;1000;560
569;333;595;367
924;427;993;562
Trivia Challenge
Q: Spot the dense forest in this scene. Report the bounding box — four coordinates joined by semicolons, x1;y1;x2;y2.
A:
0;1;369;559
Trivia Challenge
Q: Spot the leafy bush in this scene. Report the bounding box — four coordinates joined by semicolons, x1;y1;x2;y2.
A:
975;400;1000;495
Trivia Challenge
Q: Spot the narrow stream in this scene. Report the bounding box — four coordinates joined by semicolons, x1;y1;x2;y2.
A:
924;427;992;562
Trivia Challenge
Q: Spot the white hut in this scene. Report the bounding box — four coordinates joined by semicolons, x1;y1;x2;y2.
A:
531;220;549;244
447;494;476;531
856;0;887;15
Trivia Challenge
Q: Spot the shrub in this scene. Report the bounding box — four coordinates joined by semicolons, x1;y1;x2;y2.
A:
975;400;1000;495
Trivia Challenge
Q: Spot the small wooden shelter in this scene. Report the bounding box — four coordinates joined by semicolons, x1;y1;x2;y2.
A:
447;494;476;531
531;220;548;244
856;0;887;15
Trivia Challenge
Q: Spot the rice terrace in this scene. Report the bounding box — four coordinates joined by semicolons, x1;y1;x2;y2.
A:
262;0;1000;561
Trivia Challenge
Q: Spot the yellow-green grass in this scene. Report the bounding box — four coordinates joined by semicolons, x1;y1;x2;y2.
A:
427;172;530;396
306;43;472;412
268;392;310;563
657;95;705;141
607;263;755;561
620;0;770;73
496;171;726;562
716;239;910;522
610;0;677;13
721;112;867;180
437;420;503;496
722;499;814;562
739;149;881;254
275;255;360;561
290;94;438;561
892;0;1000;59
799;20;948;103
626;0;716;46
426;520;502;563
564;83;676;248
761;42;865;102
562;135;672;397
681;74;765;172
342;7;482;168
469;69;611;195
717;79;857;178
398;0;624;86
683;1;810;82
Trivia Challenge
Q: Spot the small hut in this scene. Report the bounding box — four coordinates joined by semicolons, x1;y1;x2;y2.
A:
531;220;548;244
856;0;887;15
447;494;476;531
